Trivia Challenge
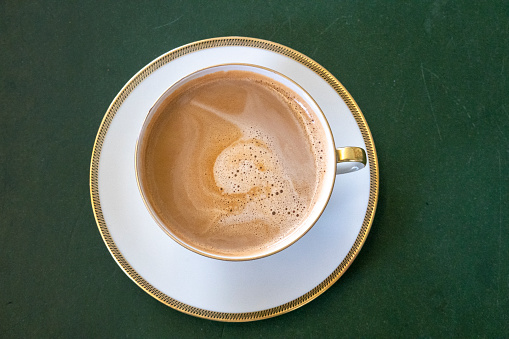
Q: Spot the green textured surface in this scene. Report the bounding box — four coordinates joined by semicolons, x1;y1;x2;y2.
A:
1;1;508;337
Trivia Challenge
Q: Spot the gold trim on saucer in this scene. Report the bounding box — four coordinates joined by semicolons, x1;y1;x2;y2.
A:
90;36;379;322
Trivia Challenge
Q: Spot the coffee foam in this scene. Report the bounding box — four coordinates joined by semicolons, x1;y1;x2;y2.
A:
139;69;328;258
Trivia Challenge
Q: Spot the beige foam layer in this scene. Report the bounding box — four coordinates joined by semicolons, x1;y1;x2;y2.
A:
139;70;328;257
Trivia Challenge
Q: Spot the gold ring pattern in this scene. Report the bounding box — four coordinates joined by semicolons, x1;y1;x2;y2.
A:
90;36;379;322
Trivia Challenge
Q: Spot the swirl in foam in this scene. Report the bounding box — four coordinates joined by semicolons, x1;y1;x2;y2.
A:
139;70;328;258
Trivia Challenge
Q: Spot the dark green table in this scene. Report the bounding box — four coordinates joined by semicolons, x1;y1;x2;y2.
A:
1;1;508;337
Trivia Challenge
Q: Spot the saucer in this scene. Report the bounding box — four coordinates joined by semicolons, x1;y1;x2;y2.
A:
90;37;379;321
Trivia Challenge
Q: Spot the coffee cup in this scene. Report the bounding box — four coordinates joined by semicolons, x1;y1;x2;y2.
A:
135;64;366;261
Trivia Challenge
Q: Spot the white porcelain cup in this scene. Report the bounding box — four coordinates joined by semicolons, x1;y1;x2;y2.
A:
136;64;366;261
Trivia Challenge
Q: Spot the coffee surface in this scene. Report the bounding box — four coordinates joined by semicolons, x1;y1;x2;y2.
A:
138;70;328;258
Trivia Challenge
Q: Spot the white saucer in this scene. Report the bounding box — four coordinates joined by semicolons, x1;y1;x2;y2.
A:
90;37;379;322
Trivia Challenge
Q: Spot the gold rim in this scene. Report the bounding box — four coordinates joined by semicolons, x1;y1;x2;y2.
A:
90;36;379;322
134;63;338;261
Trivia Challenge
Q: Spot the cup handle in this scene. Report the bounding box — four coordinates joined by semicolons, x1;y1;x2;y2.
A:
336;147;367;174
